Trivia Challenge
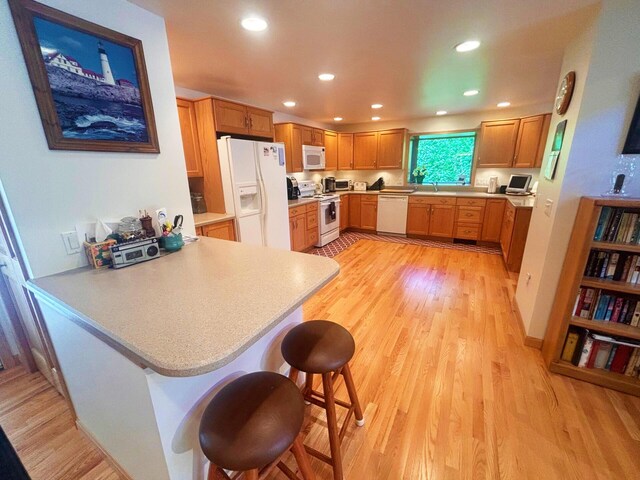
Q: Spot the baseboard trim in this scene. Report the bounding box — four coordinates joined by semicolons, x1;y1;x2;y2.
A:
513;297;543;350
76;420;133;480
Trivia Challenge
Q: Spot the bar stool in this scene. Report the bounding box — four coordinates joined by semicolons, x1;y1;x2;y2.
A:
281;320;364;480
199;371;316;480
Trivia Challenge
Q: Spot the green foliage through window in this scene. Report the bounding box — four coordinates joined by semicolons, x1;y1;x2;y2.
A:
408;131;476;184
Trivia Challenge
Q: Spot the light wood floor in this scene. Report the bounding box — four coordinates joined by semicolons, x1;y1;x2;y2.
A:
2;239;640;479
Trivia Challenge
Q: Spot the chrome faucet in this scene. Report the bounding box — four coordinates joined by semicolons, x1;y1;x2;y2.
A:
431;182;439;192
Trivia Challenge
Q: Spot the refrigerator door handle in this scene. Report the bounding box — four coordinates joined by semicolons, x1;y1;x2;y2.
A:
254;150;268;247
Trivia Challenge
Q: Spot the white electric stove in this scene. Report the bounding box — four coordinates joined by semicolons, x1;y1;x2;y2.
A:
314;193;341;246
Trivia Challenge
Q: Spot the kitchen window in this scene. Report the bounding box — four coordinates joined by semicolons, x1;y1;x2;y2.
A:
407;131;477;184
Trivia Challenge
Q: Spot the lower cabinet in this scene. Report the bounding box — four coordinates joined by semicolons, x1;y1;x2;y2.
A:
406;198;431;235
359;195;378;231
340;195;349;231
289;202;319;251
481;199;506;242
429;203;456;237
201;220;236;241
500;202;532;272
349;195;361;228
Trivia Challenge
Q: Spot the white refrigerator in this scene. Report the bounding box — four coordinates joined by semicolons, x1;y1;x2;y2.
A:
217;137;291;250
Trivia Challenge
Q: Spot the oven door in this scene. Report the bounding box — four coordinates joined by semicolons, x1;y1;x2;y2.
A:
319;198;340;233
303;146;325;170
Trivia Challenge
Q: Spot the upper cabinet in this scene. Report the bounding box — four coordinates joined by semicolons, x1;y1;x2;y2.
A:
213;99;274;138
514;114;551;168
176;98;203;177
300;126;324;146
477;113;551;169
275;123;303;173
377;129;406;169
324;130;338;170
337;133;354;170
476;119;521;168
354;129;407;170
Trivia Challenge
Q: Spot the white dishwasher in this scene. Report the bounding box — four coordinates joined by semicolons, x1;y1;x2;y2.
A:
377;195;408;235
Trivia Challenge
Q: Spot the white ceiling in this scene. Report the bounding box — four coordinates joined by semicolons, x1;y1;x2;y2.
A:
129;0;599;125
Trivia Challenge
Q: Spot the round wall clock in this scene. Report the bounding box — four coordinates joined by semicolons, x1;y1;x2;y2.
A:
555;71;576;115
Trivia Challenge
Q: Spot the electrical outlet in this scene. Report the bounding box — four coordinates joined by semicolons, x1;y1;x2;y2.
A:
61;231;81;254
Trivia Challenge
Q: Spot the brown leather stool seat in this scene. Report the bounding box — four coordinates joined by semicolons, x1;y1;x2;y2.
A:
281;320;355;373
199;371;305;473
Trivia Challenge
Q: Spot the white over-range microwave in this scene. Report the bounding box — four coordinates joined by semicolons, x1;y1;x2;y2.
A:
302;145;325;170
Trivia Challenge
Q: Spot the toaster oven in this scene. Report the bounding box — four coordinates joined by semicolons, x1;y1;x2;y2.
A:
334;179;352;191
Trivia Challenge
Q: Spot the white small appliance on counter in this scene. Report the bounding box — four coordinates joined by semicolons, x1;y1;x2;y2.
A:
297;180;316;198
302;145;325;170
335;179;352;191
505;174;533;195
488;176;499;194
353;181;367;191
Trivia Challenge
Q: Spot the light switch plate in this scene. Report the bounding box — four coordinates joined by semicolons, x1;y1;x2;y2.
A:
544;199;553;217
61;231;81;254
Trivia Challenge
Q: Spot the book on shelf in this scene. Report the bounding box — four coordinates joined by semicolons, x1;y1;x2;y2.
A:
593;207;640;244
573;287;640;325
584;250;640;284
561;327;640;377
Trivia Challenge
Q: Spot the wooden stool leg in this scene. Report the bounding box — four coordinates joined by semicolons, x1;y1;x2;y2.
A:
342;363;365;426
304;372;314;404
288;367;300;384
322;372;344;480
290;434;316;480
207;464;230;480
244;468;259;480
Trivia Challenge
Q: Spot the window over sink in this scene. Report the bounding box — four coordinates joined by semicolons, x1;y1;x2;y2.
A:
407;131;477;185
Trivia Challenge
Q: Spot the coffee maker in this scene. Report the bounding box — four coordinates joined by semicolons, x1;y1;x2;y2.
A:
287;176;300;200
323;176;336;193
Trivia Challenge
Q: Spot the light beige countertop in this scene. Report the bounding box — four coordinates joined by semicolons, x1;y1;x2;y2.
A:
193;212;236;227
288;197;320;207
28;238;339;377
334;190;535;208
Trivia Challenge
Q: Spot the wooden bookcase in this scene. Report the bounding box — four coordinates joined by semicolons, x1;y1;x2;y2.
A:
542;196;640;396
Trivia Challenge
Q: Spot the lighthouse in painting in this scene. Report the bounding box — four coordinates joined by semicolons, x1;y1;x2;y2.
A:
98;41;115;85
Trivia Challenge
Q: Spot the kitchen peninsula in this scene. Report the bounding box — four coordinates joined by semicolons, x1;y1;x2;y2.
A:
26;238;339;480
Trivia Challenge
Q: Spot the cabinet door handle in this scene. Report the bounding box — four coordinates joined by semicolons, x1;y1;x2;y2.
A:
249;117;253;129
244;116;249;128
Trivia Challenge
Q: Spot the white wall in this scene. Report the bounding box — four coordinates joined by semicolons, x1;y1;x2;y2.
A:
0;0;193;278
517;0;640;339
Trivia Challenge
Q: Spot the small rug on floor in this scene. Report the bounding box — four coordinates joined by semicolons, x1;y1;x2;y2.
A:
311;231;502;258
0;426;30;480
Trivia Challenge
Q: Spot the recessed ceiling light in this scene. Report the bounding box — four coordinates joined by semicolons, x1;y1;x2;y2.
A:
371;116;381;121
282;101;296;107
436;110;448;116
318;73;335;81
455;40;481;52
463;89;479;96
240;17;268;31
497;101;511;108
334;117;343;121
371;104;383;109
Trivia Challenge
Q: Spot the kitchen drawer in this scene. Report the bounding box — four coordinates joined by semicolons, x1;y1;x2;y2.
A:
359;194;378;203
456;197;487;207
306;210;318;229
289;206;306;217
306;201;318;212
408;196;433;205
455;223;481;240
455;206;484;224
306;227;318;246
426;197;456;206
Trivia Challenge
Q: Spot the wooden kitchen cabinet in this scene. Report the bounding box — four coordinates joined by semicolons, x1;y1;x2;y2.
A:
202;220;236;241
481;199;506;242
429;204;456;237
340;194;350;231
514;114;551;168
275;123;304;173
360;195;378;231
535;114;551;168
476;119;521;168
176;98;203;177
500;202;532;272
349;195;361;228
301;126;313;145
338;133;354;170
289;214;306;251
288;202;318;251
324;130;338;170
377;129;406;169
406;199;430;236
353;132;378;169
213;99;273;138
312;128;324;147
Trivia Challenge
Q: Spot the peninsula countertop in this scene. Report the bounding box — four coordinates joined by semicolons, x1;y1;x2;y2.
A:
27;238;339;377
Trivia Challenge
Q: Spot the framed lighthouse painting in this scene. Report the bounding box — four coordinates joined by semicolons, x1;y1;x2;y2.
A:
8;0;159;153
